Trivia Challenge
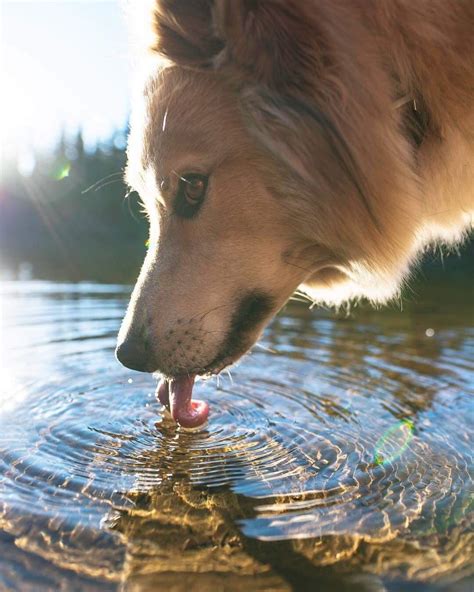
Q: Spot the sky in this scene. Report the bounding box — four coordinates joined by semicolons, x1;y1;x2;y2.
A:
1;0;132;163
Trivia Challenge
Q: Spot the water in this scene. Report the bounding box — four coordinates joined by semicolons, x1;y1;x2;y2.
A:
0;280;472;591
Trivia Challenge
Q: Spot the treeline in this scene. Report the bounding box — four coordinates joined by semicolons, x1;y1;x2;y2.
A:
0;129;472;285
0;129;148;282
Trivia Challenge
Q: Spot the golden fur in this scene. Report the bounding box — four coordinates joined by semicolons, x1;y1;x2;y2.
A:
118;0;474;377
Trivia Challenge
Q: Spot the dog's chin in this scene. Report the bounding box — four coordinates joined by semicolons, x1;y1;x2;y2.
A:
200;355;239;378
156;349;246;381
199;332;262;379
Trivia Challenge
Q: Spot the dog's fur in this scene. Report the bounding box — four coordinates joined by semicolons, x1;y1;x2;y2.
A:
117;0;474;378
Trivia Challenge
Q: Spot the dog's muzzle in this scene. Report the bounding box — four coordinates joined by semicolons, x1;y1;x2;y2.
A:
115;330;157;373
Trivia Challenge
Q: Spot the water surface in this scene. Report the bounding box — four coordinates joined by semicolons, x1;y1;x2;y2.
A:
0;281;472;591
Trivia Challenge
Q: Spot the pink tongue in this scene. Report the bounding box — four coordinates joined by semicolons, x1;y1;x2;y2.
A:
156;379;170;408
158;376;209;428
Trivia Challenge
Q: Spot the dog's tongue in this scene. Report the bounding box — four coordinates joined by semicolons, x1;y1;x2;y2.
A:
157;376;209;428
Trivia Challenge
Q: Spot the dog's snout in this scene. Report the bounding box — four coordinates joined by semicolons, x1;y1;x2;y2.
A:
115;332;156;373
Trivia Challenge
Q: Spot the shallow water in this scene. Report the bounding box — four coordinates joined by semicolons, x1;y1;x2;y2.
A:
0;280;472;591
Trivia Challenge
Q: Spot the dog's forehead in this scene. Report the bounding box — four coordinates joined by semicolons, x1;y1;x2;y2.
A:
143;67;243;176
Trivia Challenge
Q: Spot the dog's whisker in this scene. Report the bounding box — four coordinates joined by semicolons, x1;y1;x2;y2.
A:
93;179;124;193
170;169;188;184
253;343;278;354
289;295;312;304
192;302;233;323
81;172;123;194
225;369;234;385
294;290;315;303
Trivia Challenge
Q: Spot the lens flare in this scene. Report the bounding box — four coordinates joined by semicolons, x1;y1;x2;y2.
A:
373;419;415;465
53;163;71;180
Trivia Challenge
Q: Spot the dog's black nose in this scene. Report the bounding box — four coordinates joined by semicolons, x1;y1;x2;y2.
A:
115;336;156;373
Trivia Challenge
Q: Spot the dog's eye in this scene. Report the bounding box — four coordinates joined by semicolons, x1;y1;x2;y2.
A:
174;174;208;219
183;175;206;203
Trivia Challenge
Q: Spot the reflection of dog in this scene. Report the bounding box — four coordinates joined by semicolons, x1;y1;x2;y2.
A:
117;1;474;378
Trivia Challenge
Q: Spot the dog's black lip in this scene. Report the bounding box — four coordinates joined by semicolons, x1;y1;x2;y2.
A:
205;291;275;372
201;355;239;378
199;333;265;378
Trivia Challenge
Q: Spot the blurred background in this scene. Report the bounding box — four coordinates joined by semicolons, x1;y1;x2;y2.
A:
0;0;472;286
0;0;147;283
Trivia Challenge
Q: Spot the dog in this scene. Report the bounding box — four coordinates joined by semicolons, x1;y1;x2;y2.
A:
116;1;474;392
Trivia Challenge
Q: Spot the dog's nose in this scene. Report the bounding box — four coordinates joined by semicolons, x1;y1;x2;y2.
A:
115;335;156;373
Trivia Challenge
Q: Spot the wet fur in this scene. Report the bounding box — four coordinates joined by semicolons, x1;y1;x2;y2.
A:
119;0;474;376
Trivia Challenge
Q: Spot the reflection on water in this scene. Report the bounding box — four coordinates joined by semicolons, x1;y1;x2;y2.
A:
0;281;472;591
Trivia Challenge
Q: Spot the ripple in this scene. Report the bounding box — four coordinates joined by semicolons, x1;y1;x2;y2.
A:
0;282;473;587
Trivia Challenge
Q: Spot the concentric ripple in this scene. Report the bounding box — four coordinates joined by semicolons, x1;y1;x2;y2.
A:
0;281;473;590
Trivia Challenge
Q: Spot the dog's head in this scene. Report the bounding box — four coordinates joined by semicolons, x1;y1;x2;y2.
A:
117;0;420;376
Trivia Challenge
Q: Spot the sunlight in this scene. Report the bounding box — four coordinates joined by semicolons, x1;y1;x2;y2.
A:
0;45;82;167
0;0;130;171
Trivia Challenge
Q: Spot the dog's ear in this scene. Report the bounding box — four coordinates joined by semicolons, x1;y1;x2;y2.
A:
151;0;224;67
152;1;321;89
214;0;322;91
